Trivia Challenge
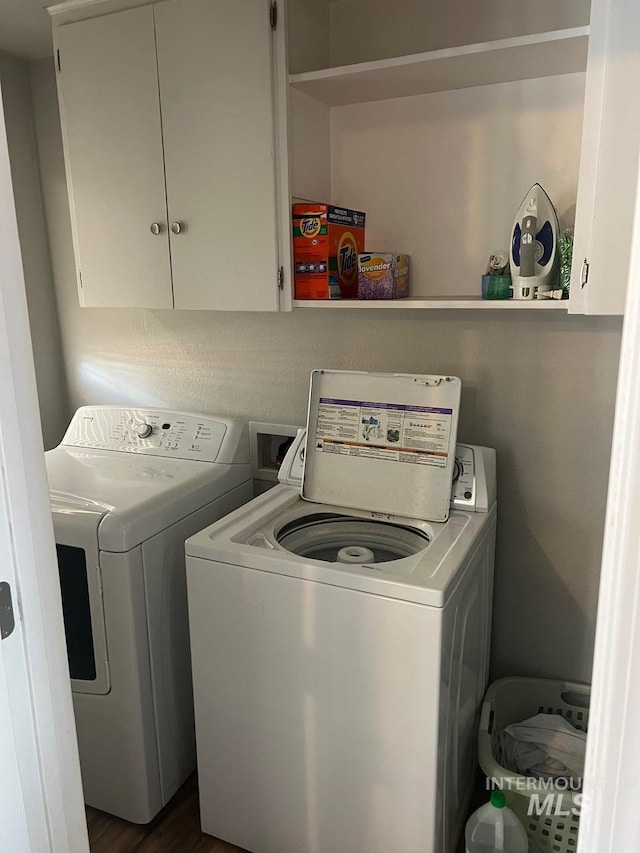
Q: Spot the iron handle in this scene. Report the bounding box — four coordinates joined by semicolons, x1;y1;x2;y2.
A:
150;222;163;235
171;221;183;235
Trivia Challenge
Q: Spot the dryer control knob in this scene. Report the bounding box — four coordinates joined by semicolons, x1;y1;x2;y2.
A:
136;423;153;439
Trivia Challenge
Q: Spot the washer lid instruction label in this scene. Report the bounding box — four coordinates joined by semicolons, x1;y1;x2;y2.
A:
314;398;453;467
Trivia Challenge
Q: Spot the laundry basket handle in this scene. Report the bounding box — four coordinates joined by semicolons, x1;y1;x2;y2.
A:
560;689;590;709
478;699;522;792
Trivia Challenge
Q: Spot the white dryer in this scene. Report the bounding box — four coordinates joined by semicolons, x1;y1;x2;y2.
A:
45;406;252;823
186;371;497;853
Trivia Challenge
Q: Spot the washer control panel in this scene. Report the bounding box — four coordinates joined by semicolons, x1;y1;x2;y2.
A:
451;444;477;510
62;407;228;463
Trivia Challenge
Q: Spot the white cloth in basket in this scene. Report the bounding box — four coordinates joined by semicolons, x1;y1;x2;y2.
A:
501;713;586;781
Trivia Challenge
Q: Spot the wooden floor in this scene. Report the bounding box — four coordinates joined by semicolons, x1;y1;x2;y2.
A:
86;773;471;852
86;775;246;853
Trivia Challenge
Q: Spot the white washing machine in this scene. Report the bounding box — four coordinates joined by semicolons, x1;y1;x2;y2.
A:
186;371;497;853
45;406;252;823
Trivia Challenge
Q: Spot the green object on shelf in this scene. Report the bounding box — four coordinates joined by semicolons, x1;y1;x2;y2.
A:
481;275;511;300
560;227;574;298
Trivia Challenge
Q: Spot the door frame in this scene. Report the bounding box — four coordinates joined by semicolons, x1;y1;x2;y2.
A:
0;78;88;851
576;152;640;851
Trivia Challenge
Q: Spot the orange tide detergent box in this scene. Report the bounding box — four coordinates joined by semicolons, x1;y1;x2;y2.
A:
292;204;366;299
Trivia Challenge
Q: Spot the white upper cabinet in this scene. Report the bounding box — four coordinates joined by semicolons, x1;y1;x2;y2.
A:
53;0;284;311
286;0;639;315
55;6;173;308
155;0;280;311
53;0;638;314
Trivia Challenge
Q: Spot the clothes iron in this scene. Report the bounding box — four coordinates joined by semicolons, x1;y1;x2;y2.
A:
510;184;559;299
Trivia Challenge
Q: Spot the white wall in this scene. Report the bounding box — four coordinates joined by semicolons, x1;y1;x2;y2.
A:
0;51;69;449
30;58;621;684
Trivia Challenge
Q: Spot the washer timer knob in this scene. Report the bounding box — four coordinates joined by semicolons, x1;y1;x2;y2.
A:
136;423;153;439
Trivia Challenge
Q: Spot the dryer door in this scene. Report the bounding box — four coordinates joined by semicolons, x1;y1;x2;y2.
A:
50;493;110;694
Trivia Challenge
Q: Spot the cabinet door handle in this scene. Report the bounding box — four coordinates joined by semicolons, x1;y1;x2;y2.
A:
150;222;163;235
0;582;15;640
171;221;183;235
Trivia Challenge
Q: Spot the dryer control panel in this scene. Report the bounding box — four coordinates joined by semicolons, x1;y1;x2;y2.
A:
61;407;240;463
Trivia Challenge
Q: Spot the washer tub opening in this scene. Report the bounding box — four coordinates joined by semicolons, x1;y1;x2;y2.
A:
275;513;430;565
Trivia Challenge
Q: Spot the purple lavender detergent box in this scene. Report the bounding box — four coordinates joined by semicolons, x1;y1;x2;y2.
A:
357;253;410;299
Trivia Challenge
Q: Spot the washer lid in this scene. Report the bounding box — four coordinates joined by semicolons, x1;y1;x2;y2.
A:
303;370;461;522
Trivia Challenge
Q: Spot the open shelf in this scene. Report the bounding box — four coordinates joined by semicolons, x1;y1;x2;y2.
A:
293;298;569;310
290;27;589;106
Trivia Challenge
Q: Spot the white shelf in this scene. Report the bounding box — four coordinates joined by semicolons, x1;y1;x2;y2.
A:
293;298;569;310
289;27;589;106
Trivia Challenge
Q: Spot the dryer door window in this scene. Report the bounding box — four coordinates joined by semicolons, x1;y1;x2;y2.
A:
50;505;110;695
56;544;96;681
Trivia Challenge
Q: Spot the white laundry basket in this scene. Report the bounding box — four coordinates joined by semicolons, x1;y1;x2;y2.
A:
478;677;590;853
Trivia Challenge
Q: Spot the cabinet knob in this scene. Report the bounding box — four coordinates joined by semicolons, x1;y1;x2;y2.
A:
150;222;163;235
171;221;183;235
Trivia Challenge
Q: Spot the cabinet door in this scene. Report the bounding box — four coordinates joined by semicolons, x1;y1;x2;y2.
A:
570;0;640;315
56;6;173;308
155;0;280;311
